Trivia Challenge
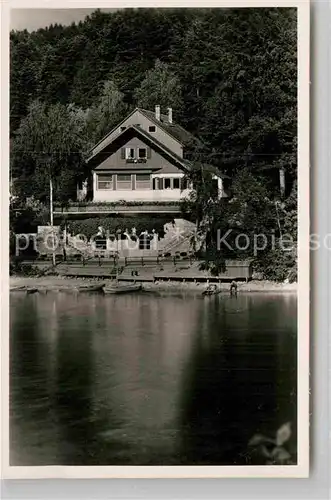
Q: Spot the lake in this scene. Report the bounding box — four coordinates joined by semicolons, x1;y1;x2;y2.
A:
10;290;297;466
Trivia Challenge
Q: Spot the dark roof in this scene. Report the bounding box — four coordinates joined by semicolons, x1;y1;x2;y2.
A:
139;108;198;147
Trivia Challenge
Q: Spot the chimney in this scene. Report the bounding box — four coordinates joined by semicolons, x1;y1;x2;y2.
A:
155;105;161;121
168;107;173;124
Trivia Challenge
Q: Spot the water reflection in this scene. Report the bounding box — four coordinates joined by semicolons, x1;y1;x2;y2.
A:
10;291;297;465
179;294;297;464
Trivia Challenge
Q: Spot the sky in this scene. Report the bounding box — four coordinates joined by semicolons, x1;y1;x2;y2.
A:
10;8;116;32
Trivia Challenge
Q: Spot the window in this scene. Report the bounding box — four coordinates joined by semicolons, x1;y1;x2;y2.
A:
120;126;126;132
95;238;107;250
125;148;135;159
116;174;132;190
138;148;147;159
136;174;150;181
97;174;113;190
173;178;180;189
136;174;151;190
164;178;171;189
149;126;156;132
139;234;151;250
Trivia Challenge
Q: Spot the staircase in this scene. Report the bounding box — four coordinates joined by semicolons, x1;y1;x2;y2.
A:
157;219;200;256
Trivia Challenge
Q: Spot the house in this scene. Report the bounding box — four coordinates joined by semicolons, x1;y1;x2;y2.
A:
85;106;227;205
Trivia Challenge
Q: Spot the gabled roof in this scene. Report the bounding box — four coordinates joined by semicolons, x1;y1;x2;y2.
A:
87;124;228;179
88;107;199;160
88;125;191;172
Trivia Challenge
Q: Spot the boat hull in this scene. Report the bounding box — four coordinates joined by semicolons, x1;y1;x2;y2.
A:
76;284;105;293
103;284;142;295
202;289;222;296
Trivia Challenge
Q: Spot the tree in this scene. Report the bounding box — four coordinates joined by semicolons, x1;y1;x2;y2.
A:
134;59;183;112
11;100;88;203
10;32;40;132
200;9;297;183
183;165;297;280
86;80;129;144
182;163;230;273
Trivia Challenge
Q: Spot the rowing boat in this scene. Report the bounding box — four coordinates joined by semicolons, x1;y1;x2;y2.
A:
202;286;222;296
10;286;39;294
76;283;105;293
103;283;142;295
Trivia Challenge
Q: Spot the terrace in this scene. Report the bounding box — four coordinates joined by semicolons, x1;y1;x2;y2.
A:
53;201;182;218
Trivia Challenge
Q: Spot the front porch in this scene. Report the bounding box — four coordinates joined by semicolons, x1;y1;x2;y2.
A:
92;171;192;203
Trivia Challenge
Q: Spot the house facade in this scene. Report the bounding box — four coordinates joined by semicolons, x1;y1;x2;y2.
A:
86;106;226;204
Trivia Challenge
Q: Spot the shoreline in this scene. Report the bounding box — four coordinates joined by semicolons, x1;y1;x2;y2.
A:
10;276;297;294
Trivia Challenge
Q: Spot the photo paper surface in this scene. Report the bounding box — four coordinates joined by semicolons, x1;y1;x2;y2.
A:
1;0;310;479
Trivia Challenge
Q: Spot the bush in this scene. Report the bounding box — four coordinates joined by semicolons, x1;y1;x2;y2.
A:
10;257;39;276
67;217;172;239
253;247;297;282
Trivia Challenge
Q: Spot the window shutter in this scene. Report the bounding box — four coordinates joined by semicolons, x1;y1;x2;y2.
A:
147;147;152;159
121;148;125;159
159;178;164;190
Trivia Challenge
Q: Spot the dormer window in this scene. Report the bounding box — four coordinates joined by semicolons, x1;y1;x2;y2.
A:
149;126;156;132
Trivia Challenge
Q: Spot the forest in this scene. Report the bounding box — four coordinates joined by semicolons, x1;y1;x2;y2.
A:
10;8;297;280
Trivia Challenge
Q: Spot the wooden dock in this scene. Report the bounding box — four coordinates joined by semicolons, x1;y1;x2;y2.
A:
21;259;253;283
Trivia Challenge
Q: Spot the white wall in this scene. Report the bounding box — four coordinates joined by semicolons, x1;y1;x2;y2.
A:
92;172;224;202
93;188;191;203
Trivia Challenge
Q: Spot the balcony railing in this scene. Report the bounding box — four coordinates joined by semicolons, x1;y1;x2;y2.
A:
125;158;147;164
53;201;182;214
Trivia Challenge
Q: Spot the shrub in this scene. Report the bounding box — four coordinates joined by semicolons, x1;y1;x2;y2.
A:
253;247;297;282
10;257;39;276
67;217;172;239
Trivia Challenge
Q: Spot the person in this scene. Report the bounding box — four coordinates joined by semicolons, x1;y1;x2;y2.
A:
97;226;104;237
230;281;238;296
203;283;217;295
